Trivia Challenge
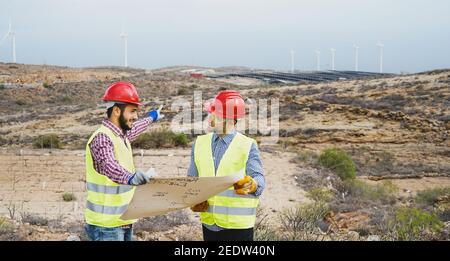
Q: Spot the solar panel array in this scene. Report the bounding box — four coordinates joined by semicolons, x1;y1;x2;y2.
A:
209;70;394;84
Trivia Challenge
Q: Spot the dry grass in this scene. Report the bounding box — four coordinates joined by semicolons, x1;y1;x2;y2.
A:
134;210;191;233
33;134;62;149
62;192;76;202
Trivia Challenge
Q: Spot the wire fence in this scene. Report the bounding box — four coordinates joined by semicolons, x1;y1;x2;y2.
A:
0;150;190;221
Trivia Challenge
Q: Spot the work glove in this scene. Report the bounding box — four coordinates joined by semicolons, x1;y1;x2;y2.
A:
147;105;165;122
190;201;209;212
128;168;157;186
234;175;258;195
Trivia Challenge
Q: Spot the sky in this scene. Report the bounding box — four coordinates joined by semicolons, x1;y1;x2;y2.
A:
0;0;449;73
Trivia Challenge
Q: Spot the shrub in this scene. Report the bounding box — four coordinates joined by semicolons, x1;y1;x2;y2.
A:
279;202;330;240
33;134;62;149
0;84;5;89
134;210;190;233
415;187;450;206
132;129;189;149
0;217;8;228
177;87;188;95
15;99;27;106
0;136;7;146
388;207;444;241
43;82;51;89
20;212;48;226
62;192;76;202
307;188;334;202
291;150;318;165
343;179;398;204
254;208;279;241
172;132;189;147
0;217;23;241
318;148;356;180
61;95;72;104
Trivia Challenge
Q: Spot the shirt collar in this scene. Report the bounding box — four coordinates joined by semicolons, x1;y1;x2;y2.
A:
102;118;126;137
213;129;237;145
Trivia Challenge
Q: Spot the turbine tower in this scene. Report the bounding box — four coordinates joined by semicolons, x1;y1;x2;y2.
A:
120;25;128;67
290;50;295;73
330;48;336;70
315;50;321;71
377;42;384;73
0;20;16;63
353;44;359;71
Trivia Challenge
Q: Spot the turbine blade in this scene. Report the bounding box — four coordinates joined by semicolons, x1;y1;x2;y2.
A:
0;33;9;46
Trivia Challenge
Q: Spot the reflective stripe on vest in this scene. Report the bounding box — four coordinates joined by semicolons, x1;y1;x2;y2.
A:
194;132;259;229
84;125;137;228
86;201;129;215
206;205;257;216
87;182;133;194
218;189;258;199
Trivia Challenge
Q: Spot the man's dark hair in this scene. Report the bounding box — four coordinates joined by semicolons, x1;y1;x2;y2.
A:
107;103;127;118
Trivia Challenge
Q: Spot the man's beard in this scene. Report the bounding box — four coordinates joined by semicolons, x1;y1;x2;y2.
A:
119;111;132;131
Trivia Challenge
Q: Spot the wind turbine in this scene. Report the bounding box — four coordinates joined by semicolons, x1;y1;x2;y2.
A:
120;25;128;67
315;50;321;71
353;44;359;71
0;20;16;63
377;42;384;73
330;48;336;70
290;50;295;73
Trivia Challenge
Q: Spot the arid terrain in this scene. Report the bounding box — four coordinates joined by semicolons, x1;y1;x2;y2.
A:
0;62;449;241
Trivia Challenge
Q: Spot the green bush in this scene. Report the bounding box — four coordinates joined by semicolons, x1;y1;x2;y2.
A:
415;187;450;206
33;134;62;149
307;188;334;202
344;179;398;203
43;82;51;89
132;129;190;149
0;84;5;90
61;95;72;104
318;148;356;180
389;207;443;241
172;133;189;147
62;192;76;202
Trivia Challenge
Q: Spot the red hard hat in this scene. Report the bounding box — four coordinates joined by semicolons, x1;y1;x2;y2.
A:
205;90;246;119
102;81;142;106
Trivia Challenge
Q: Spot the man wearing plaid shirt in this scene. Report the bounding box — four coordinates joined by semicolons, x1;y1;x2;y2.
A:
84;82;163;241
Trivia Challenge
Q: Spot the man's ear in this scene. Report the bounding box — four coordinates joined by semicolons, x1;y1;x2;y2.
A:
112;105;122;117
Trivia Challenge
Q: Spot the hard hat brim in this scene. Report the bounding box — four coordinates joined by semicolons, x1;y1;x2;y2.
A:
101;98;143;106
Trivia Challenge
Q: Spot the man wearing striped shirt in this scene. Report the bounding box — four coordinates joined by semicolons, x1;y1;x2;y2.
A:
188;90;265;241
84;82;163;241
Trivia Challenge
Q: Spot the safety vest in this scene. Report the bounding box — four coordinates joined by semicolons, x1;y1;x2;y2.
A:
85;125;137;227
194;132;259;229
